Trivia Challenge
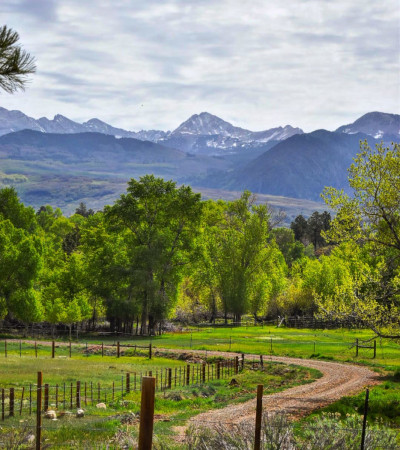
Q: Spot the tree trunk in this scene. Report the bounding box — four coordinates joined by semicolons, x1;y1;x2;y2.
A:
148;315;155;336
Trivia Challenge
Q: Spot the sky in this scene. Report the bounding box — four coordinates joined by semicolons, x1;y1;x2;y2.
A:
2;0;399;132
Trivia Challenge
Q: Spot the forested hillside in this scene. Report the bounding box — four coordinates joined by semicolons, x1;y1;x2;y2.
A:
1;141;398;338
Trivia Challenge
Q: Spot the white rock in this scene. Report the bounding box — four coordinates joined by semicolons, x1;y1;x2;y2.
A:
96;402;106;409
76;408;85;418
45;410;57;419
25;434;35;444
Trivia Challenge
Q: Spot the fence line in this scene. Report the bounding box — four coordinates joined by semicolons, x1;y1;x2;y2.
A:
0;357;241;421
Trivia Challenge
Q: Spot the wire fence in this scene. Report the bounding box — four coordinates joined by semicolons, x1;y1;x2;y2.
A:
0;357;241;421
1;334;398;365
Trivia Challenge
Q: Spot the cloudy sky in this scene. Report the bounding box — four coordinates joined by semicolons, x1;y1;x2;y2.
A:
2;0;399;132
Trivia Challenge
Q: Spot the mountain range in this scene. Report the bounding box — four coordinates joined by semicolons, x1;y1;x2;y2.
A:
0;108;398;216
0;107;303;154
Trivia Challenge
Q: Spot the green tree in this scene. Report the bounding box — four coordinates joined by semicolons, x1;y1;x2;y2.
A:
0;187;36;231
271;227;304;267
306;211;331;250
0;219;43;322
195;192;286;323
42;252;91;339
106;175;202;334
290;214;308;245
0;25;36;93
322;141;400;338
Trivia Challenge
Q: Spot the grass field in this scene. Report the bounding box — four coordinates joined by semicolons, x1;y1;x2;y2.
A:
1;325;399;447
65;325;400;370
0;352;318;448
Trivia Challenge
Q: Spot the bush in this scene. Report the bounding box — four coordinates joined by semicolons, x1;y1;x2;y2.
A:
185;413;399;450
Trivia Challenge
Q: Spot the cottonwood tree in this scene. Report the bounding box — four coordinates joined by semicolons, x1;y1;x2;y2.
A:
321;141;400;338
0;25;36;93
0;219;43;323
106;175;202;335
194;192;286;323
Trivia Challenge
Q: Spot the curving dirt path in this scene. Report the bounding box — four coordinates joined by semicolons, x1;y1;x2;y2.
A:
157;349;381;433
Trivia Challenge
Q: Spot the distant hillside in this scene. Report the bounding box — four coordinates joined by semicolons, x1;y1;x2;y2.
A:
217;130;382;201
0;130;231;209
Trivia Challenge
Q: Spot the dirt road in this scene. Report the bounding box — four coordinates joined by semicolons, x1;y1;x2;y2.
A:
158;349;380;430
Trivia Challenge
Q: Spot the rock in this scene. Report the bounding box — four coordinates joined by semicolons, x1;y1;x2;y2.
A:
96;402;106;409
229;378;239;387
76;408;85;418
45;410;57;419
24;434;35;444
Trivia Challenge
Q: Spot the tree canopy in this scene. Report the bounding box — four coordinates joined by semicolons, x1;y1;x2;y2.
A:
321;141;400;338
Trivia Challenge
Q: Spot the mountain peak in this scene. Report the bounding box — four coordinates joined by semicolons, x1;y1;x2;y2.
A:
336;112;400;139
173;112;238;136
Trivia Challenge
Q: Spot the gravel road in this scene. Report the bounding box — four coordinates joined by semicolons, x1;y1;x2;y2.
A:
157;348;380;431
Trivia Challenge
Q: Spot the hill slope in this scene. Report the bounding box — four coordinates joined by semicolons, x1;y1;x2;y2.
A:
223;130;380;201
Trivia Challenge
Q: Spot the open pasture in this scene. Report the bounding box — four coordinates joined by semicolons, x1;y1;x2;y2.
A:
75;325;400;369
0;343;318;448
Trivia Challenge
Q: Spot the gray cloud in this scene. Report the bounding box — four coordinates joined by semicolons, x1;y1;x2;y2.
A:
1;0;399;132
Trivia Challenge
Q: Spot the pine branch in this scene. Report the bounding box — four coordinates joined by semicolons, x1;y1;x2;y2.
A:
0;25;36;94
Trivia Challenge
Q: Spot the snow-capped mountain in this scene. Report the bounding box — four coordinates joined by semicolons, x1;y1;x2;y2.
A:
0;108;302;153
38;114;86;134
171;112;250;137
0;107;171;142
0;107;45;135
171;112;301;142
336;112;400;140
82;118;170;141
159;112;303;153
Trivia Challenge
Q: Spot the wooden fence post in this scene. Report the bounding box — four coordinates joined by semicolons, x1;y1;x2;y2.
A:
373;340;376;359
138;377;155;450
69;341;72;358
202;364;206;383
241;353;245;370
186;365;190;385
254;384;263;450
361;388;369;450
217;362;220;379
117;341;120;358
168;368;172;389
10;388;15;416
44;384;49;411
76;381;81;408
126;373;130;393
235;356;239;374
260;355;263;368
52;341;55;359
149;343;152;360
36;372;43;450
